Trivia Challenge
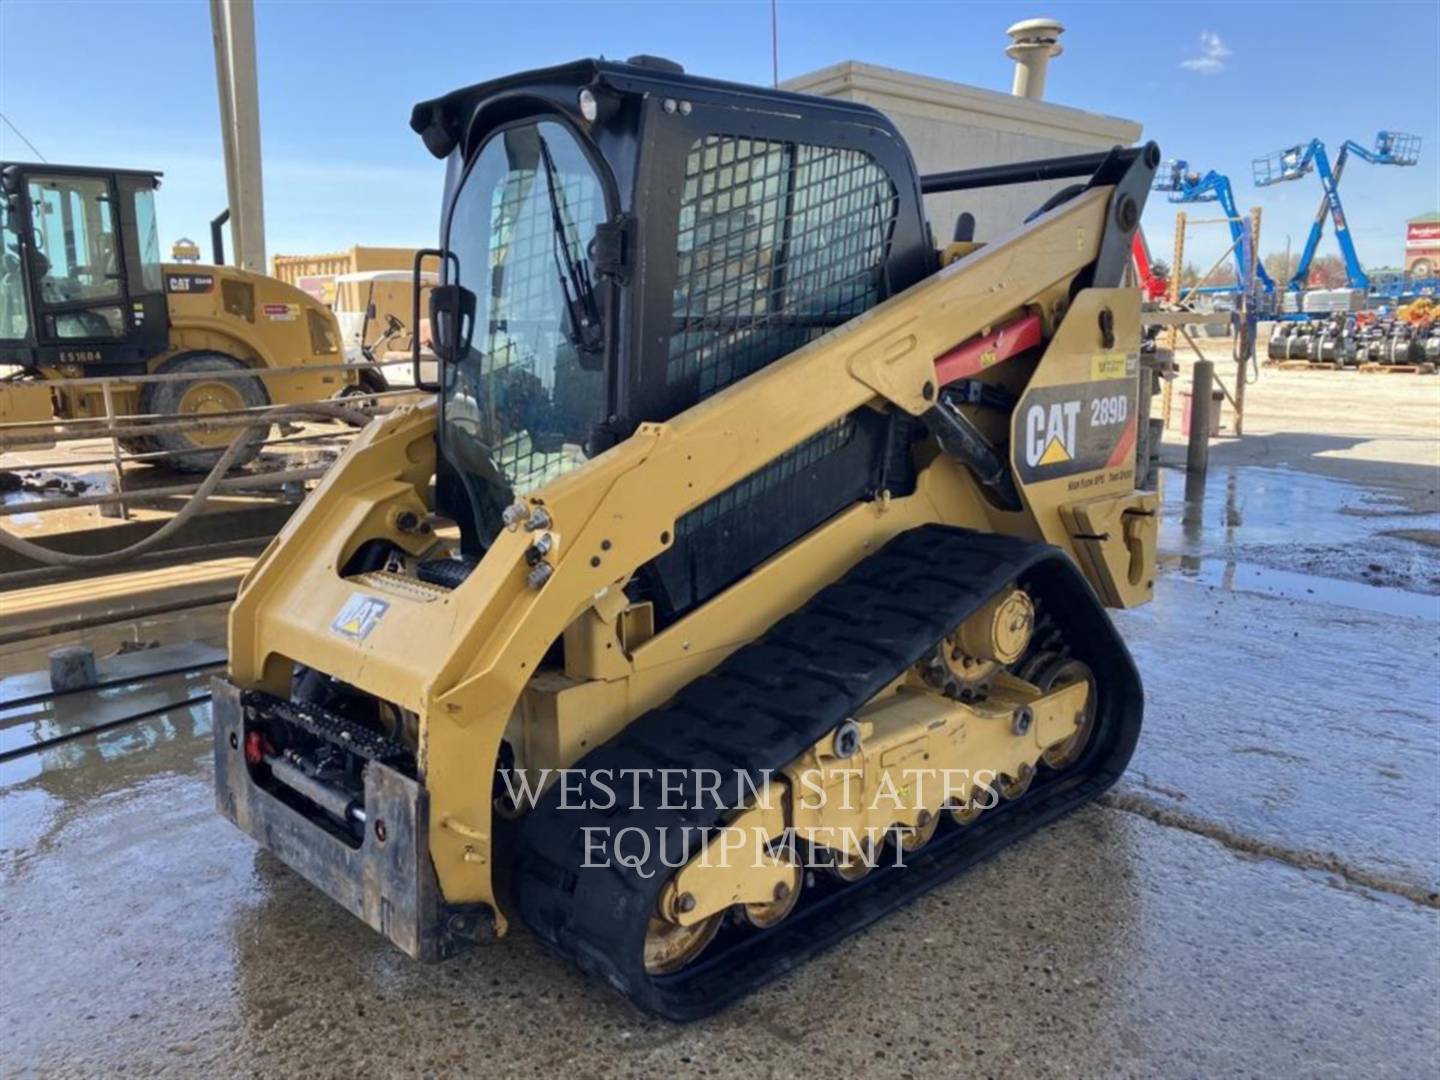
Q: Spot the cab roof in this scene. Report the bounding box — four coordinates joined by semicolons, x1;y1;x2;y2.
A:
409;56;901;160
1;162;161;181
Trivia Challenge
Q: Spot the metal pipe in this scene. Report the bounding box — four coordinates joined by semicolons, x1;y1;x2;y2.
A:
98;379;128;521
920;146;1142;194
209;208;230;265
0;355;416;398
0;536;266;595
0;403;388;445
209;0;265;272
1185;360;1214;498
208;0;239;264
264;754;363;825
1;410;357;447
0;467;328;516
1235;207;1262;436
0;388;412;442
0;402;369;570
50;427;356;469
225;0;265;272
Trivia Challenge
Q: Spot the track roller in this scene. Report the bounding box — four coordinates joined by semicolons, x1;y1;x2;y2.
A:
513;525;1143;1020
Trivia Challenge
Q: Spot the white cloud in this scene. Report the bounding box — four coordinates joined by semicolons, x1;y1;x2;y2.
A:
1181;31;1232;74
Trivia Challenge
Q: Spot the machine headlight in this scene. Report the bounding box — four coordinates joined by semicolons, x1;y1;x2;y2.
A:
578;88;598;123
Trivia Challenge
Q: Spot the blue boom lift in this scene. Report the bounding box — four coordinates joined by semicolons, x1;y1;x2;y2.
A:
1252;131;1421;292
1153;161;1275;293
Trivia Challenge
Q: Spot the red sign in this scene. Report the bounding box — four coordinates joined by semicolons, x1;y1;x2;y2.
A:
1406;221;1440;249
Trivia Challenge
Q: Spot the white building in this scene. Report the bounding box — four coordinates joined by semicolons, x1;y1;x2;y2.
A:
784;51;1141;245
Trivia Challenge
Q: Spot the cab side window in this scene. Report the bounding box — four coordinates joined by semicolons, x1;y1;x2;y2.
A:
27;174;122;305
0;196;29;340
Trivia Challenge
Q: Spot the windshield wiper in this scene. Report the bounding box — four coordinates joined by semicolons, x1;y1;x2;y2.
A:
536;135;603;360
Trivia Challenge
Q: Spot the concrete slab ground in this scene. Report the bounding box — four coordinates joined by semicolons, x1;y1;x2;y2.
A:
2;362;1438;1077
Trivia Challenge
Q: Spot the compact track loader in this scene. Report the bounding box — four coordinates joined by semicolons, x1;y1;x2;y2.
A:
0;162;349;469
215;57;1160;1019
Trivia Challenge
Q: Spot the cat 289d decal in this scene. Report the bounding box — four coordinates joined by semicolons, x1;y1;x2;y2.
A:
1013;359;1139;485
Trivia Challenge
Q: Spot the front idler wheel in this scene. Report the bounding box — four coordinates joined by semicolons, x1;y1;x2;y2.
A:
644;912;723;976
1034;657;1098;771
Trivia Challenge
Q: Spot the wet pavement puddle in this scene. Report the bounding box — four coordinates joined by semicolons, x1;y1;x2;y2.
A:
1162;556;1439;620
1154;463;1440;614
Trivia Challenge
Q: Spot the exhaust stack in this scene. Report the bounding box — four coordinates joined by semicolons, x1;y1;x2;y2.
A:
1006;17;1064;100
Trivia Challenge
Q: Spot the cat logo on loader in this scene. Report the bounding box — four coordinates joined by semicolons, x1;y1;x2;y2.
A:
1025;400;1080;467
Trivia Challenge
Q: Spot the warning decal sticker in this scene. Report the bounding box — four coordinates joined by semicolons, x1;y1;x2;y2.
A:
1014;377;1138;484
1090;351;1138;381
330;593;390;641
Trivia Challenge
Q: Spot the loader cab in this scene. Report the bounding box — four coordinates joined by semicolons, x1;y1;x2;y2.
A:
411;57;934;551
0;162;169;371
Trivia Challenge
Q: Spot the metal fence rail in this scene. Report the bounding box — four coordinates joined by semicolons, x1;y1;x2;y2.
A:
1;357;432;571
0;400;373;571
1;356;430;516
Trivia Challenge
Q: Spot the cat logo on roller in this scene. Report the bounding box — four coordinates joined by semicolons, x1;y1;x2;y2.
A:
1025;401;1080;467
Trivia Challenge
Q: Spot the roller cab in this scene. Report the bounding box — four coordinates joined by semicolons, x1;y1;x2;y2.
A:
0;161;349;469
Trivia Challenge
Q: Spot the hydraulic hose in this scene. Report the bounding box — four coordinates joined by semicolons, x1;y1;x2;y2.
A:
0;403;371;570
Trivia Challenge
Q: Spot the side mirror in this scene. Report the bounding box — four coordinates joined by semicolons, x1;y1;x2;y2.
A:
430;284;476;365
410;248;452;392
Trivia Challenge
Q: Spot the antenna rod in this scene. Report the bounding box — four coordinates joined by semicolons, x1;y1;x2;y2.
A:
0;112;47;162
771;0;779;88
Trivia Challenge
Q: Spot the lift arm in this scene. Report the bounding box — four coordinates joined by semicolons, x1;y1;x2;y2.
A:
1205;172;1275;293
1155;164;1274;293
1130;230;1167;301
1289;141;1348;291
1256;133;1421;293
1289;133;1422;291
1292;142;1366;290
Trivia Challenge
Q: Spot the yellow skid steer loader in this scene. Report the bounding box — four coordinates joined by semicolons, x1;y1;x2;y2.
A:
213;56;1159;1018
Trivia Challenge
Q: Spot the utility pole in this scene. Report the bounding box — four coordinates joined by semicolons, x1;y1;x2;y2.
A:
209;0;266;273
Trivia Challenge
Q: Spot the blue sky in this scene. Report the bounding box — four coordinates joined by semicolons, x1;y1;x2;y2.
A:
2;0;1436;271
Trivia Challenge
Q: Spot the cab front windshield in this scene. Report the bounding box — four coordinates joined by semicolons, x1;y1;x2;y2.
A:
441;118;607;535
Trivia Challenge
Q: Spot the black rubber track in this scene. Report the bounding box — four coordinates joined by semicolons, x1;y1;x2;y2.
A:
512;524;1143;1019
